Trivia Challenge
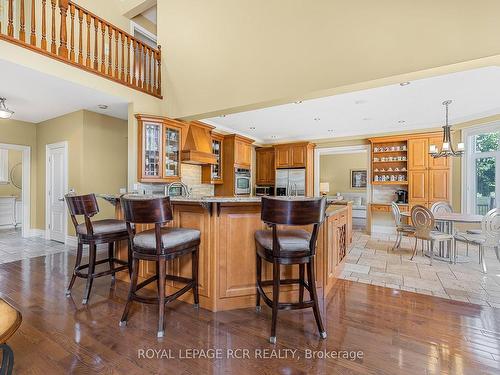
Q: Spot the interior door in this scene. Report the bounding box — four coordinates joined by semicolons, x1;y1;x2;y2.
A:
47;145;67;242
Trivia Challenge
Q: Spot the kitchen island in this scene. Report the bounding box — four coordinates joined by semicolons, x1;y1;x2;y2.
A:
102;195;352;312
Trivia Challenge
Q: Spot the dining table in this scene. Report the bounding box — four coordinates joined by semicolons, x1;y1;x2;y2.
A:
401;211;483;262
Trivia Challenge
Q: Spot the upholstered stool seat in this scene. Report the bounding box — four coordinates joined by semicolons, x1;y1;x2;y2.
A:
0;298;22;374
255;229;311;259
133;228;200;255
76;219;127;235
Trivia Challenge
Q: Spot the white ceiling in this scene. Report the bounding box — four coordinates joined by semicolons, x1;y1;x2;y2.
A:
142;6;157;25
0;59;128;123
203;67;500;144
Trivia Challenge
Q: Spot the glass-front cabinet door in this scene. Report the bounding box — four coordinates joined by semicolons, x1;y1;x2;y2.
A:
211;138;222;181
164;126;180;178
142;122;162;179
136;115;183;183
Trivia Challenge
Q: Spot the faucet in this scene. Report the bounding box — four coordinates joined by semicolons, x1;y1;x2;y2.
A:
166;182;190;197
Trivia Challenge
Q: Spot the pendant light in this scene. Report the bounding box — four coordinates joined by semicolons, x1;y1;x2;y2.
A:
0;98;14;119
429;100;464;158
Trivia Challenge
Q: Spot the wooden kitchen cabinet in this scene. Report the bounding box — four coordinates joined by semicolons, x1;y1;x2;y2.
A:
428;168;450;203
202;132;224;184
408;170;428;203
275;147;290;168
255;147;275;185
234;138;252;167
274;142;314;169
291;144;306;167
428;136;450;169
408;138;429;170
136;114;185;183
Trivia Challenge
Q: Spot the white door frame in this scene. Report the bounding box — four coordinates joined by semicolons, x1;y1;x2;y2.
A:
314;144;371;200
0;142;31;238
461;121;500;214
45;141;69;241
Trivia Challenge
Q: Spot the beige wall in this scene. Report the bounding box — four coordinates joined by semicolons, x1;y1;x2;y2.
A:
0;119;38;228
158;0;500;119
0;149;23;197
320;153;368;195
36;110;127;235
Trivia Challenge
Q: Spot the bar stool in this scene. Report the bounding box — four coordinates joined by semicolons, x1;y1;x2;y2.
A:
65;193;131;304
255;196;327;344
0;298;22;375
118;195;200;338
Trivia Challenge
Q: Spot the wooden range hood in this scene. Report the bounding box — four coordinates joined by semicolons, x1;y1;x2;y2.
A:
181;121;218;165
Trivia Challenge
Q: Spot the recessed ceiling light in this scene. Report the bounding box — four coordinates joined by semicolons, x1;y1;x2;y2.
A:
313;117;321;121
98;104;108;109
362;117;371;121
398;120;406;124
294;101;303;104
355;100;367;105
270;135;278;139
220;114;226;118
249;126;256;130
399;82;411;86
328;129;334;132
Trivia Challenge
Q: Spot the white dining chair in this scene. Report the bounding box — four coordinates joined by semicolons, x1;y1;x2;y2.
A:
390;202;415;251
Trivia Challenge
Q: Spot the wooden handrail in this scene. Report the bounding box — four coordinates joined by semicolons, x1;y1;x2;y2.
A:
0;0;162;98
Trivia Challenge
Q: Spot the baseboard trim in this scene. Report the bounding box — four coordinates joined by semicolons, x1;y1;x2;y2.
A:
65;235;78;247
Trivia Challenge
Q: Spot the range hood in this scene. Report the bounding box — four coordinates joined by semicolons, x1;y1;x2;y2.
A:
181;121;218;165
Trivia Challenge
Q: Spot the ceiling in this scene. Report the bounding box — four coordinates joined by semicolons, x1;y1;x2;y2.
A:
0;59;128;123
142;6;157;25
203;67;500;144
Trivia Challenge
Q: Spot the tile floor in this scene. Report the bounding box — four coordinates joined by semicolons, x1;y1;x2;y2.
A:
339;231;500;307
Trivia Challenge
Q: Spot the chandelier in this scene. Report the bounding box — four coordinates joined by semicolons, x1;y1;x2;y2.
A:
429;100;464;158
0;98;14;119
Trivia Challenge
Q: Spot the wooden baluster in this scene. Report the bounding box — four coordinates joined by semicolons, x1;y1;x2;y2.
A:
107;25;112;76
7;0;14;37
19;0;26;42
132;40;137;86
30;0;36;45
41;0;47;50
114;28;119;78
153;48;157;94
143;44;147;89
137;42;142;88
58;0;69;58
100;21;106;73
69;4;75;61
50;0;56;53
120;33;125;81
77;8;83;64
126;36;131;84
85;13;91;67
148;48;152;92
93;17;98;70
157;45;161;96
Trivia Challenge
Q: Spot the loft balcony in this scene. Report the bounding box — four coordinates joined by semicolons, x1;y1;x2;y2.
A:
0;0;162;98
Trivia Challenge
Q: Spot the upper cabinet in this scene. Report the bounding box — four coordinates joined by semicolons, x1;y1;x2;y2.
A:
234;138;252;167
136;114;186;183
274;142;313;169
427;136;450;169
408;138;429;170
255;147;275;185
202;132;224;184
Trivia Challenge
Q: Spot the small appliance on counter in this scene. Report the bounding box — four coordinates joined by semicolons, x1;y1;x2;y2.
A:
395;189;408;204
255;185;275;196
234;168;251;195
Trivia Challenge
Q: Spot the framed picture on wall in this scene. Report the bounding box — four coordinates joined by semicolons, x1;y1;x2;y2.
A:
350;169;367;189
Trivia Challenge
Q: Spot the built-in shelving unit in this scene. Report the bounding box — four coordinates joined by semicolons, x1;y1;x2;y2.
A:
370;140;408;185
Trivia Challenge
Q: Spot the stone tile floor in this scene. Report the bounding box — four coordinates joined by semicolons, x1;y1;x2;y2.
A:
340;231;500;307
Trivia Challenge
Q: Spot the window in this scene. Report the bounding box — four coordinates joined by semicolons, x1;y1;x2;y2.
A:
464;124;500;214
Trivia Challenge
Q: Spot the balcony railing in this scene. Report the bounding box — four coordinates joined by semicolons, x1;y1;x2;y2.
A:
0;0;162;97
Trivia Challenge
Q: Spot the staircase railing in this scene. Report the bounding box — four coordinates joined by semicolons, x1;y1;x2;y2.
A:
0;0;162;97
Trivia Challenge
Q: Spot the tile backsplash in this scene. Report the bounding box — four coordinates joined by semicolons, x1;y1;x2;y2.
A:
135;164;214;197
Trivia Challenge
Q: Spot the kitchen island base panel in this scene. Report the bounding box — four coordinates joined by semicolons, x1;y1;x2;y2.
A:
115;201;351;312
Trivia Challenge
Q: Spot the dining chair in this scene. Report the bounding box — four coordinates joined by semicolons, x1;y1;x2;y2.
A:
430;201;453;234
410;205;454;264
390;202;415;251
454;208;500;273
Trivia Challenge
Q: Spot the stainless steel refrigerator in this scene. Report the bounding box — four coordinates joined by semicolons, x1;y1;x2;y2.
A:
275;169;306;196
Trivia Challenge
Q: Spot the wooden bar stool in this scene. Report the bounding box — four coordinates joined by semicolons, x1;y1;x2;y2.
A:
65;193;131;304
255;196;327;344
118;195;200;338
0;298;22;375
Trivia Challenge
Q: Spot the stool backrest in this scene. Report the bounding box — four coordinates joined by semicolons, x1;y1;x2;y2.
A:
120;195;173;224
411;205;435;240
430;201;452;214
65;193;99;234
482;208;500;246
261;197;327;256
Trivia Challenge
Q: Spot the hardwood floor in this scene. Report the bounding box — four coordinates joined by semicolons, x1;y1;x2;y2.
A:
1;251;500;374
